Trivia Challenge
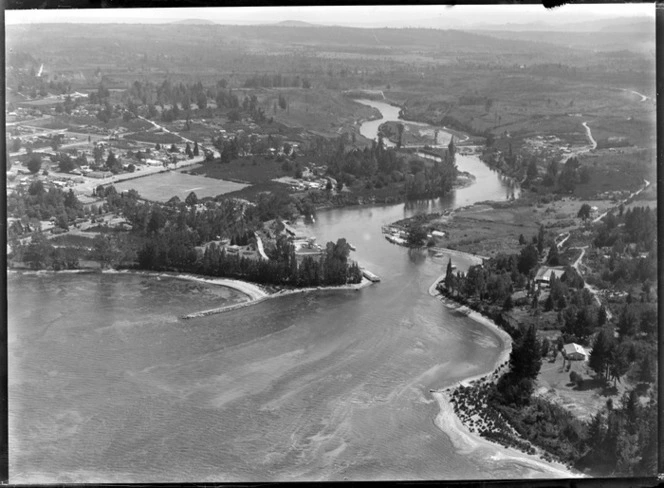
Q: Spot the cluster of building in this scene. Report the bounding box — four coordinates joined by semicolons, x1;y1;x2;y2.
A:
194;219;325;265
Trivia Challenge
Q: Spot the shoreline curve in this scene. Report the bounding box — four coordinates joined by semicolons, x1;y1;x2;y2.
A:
428;273;580;478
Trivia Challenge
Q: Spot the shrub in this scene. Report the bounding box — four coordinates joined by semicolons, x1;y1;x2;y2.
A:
569;370;580;385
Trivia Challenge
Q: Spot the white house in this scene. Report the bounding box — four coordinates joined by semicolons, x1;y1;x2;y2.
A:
563;343;588;361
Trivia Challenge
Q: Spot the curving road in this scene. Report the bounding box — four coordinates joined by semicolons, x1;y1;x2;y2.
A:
581;122;597;151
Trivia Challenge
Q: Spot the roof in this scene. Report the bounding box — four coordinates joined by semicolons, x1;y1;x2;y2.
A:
563;343;587;357
535;266;566;281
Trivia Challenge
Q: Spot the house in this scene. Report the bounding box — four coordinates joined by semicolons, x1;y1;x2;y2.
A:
534;266;566;287
563;343;588;361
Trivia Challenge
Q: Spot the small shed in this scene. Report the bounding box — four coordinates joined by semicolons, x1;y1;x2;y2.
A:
563;343;587;361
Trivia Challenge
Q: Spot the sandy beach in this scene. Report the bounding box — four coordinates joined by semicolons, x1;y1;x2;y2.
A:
182;276;374;318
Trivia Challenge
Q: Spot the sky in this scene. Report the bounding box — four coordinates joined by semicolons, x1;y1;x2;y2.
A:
6;4;654;29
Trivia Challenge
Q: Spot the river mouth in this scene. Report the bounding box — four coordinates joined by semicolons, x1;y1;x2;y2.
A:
9;100;532;483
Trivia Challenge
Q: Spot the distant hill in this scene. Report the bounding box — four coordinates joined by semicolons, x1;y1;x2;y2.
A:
273;20;319;27
473;16;653;34
171;19;217;25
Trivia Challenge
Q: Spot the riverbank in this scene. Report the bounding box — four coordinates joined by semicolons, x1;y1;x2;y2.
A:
427;274;579;478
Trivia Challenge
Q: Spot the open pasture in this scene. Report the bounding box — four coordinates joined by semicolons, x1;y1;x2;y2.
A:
114;170;250;202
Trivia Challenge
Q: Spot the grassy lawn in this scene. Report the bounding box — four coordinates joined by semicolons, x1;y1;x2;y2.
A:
223;181;293;202
123;130;183;144
49;233;95;248
114;170;249;202
535;353;627;422
429;201;542;257
27;114;153;132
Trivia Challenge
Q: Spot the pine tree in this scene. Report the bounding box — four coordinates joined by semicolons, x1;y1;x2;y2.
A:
537;225;545;255
193;141;199;156
444;258;454;290
511;325;542;380
589;328;613;381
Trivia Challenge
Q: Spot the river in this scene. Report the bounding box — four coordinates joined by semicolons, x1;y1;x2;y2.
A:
8;101;541;483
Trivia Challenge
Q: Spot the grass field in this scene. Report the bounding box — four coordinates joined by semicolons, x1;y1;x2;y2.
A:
534;353;627;422
123;130;183;145
260;88;376;137
574;148;655;199
114;170;249;202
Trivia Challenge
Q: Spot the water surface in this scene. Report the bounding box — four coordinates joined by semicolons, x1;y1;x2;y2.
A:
10;102;532;483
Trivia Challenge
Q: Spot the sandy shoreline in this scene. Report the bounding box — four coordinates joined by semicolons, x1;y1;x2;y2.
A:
428;273;580;478
182;277;373;319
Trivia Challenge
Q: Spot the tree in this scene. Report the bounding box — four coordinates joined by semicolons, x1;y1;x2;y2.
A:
406;226;428;247
228;108;241;123
517;325;542;379
106;151;121;173
185;191;198;206
637;354;655;384
444;258;454;290
193;141;200;157
537;225;545;255
589;328;613;381
598;305;608;327
617;305;638;337
639;307;657;335
56;213;69;231
147;206;166;234
93;234;119;269
578;203;592;220
58;153;76;173
547;243;560;266
23;233;54;269
64;189;80;209
27;153;42;173
517;243;539;274
496;325;541;406
185;142;193;158
609;343;631;387
93;144;104;166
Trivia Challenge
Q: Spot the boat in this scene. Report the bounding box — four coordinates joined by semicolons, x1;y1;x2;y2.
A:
360;268;380;282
